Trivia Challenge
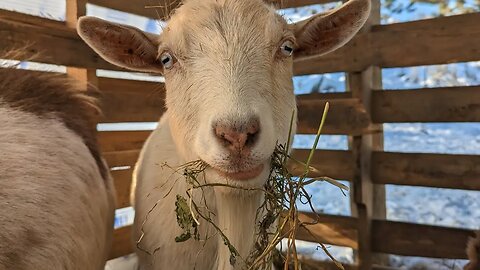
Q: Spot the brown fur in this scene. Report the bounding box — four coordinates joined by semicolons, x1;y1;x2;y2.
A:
464;231;480;270
0;68;107;181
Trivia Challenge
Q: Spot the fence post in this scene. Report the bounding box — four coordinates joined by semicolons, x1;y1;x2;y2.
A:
346;0;386;269
66;0;98;89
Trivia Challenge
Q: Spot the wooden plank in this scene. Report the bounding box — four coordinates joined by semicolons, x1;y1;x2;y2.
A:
290;212;358;249
106;149;354;209
372;151;480;191
98;77;166;123
296;97;375;135
102;148;354;182
88;0;339;21
372;86;480;123
107;214;476;260
66;0;99;91
110;226;133;259
290;259;398;270
1;10;478;75
372;220;475;259
346;0;387;258
0;11;120;70
370;13;480;71
294;13;480;75
98;131;151;152
104;150;141;168
0;9;65;29
95;76;371;134
111;169;134;209
289;149;354;181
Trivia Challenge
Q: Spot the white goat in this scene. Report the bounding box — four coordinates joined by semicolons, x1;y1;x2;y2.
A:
77;0;370;268
0;68;116;269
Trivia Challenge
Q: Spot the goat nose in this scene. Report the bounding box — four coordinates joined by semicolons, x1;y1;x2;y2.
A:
214;119;260;154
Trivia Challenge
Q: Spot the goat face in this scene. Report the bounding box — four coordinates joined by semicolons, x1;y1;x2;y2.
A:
161;0;297;187
77;0;371;187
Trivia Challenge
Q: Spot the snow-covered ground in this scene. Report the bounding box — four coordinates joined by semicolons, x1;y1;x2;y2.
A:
1;1;479;269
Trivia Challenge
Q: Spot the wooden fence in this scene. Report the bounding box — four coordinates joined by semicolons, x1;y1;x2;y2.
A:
0;0;479;269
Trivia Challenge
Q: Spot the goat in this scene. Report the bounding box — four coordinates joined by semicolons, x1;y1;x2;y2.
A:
77;0;371;268
0;68;116;269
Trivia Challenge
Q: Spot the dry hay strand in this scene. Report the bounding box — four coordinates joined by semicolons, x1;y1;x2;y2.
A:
137;102;347;269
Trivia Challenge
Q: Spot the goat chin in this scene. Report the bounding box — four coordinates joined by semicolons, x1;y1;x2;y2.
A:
132;114;273;270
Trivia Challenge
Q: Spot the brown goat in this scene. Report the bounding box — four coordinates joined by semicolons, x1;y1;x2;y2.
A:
0;67;116;269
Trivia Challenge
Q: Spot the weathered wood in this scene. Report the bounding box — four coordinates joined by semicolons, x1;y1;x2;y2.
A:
98;131;151;152
110;226;133;259
104;150;141;168
88;0;338;21
372;86;480;123
66;0;99;90
290;212;358;249
95;75;371;134
1;7;478;75
111;169;134;209
296;97;374;135
345;1;386;267
372;151;480;190
108;212;475;260
294;13;480;75
372;220;475;259
106;149;354;209
2;10;478;75
289;149;354;181
0;11;120;70
97;77;371;134
0;9;65;29
292;259;399;270
98;77;166;123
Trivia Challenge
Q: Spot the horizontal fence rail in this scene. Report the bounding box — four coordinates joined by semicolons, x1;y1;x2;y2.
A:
88;0;340;20
1;10;479;75
110;214;476;261
294;13;480;74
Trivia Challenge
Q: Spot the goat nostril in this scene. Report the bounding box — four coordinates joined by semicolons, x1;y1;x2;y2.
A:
245;130;259;147
214;118;260;151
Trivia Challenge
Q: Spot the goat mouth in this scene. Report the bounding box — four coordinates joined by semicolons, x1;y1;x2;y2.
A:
212;164;265;181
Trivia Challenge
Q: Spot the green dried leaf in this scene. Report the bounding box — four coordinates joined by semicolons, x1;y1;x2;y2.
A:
175;232;191;243
174;195;197;242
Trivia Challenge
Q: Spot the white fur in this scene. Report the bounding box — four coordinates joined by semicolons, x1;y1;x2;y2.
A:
0;104;115;269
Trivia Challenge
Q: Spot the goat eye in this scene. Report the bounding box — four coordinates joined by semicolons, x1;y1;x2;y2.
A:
279;40;294;57
160;52;174;69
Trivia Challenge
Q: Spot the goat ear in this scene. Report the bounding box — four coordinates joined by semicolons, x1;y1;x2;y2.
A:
77;16;163;73
292;0;371;58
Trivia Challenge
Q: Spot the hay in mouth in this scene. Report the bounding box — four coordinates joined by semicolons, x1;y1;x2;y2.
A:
137;102;348;270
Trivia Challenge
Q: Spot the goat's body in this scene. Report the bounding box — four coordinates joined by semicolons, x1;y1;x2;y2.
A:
132;114;264;270
0;70;115;269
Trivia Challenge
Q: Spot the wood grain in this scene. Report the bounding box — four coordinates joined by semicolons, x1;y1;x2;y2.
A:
372;86;480;123
89;0;339;20
109;214;476;260
98;77;166;123
111;169;134;209
98;131;151;152
2;10;478;75
372;220;475;259
372;151;480;190
110;225;133;259
294;13;480;75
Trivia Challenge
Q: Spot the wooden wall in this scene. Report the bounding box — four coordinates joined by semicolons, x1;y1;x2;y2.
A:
0;1;479;269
